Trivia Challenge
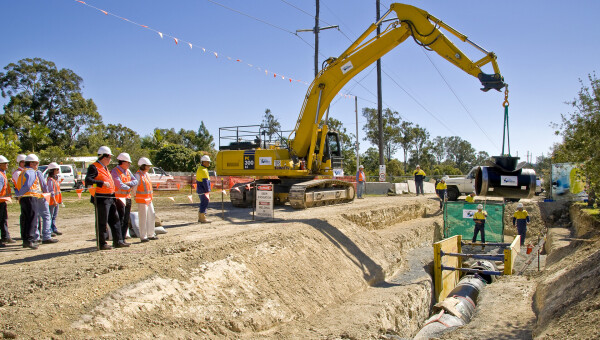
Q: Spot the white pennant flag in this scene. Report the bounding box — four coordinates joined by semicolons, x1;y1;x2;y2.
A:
158;32;163;39
188;43;193;49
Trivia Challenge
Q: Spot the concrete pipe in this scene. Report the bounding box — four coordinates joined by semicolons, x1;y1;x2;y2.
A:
414;262;495;338
469;260;499;284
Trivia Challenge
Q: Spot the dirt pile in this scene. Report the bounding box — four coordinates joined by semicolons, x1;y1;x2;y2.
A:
532;204;600;339
0;196;441;339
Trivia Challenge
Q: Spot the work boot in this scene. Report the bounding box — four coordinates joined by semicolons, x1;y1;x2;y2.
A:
199;213;212;224
198;212;203;223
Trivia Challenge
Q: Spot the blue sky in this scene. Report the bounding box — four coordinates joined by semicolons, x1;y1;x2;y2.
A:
2;0;599;163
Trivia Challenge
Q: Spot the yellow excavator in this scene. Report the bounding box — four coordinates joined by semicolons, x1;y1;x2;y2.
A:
216;3;506;209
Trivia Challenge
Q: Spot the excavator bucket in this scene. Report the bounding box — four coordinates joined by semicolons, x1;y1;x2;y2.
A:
478;73;506;92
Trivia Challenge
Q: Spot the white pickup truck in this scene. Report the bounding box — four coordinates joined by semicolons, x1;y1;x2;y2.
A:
146;167;175;188
39;164;85;190
445;167;478;201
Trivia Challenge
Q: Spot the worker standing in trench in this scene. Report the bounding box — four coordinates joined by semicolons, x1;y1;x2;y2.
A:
435;177;447;209
472;204;487;249
513;203;530;246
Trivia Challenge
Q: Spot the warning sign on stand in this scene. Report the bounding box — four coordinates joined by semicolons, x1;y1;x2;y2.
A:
255;184;274;220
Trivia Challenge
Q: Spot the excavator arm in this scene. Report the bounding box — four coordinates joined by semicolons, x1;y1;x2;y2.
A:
290;3;506;169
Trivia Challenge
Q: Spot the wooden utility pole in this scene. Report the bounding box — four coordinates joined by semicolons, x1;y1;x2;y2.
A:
376;0;385;180
296;0;338;77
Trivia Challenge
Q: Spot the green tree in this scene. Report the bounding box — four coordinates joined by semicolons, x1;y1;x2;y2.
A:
410;125;430;166
360;147;380;175
0;130;20;165
553;72;600;195
0;58;101;149
154;144;196;172
474;150;490;166
396;120;415;173
260;109;281;142
445;136;476;173
430;136;446;164
361;108;402;162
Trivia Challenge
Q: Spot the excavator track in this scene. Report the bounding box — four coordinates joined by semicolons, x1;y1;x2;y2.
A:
288;179;355;209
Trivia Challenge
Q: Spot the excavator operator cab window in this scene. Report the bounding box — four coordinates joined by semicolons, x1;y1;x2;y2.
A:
326;132;341;157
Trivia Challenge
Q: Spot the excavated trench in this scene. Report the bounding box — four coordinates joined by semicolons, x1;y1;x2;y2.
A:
70;198;443;339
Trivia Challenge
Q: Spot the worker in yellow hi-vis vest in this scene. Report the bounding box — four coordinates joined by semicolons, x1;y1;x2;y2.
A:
513;203;530;246
472;204;487;249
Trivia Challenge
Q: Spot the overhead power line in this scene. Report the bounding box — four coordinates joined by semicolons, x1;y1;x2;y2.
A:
420;48;499;150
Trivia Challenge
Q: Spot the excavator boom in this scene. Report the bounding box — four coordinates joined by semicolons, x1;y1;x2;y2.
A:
290;3;505;162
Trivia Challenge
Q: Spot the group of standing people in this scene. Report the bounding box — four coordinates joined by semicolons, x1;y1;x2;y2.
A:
2;154;62;249
85;146;159;250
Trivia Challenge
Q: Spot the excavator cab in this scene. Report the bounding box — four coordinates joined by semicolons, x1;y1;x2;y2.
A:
314;130;342;170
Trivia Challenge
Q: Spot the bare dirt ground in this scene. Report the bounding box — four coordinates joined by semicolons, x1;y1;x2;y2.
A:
0;193;598;339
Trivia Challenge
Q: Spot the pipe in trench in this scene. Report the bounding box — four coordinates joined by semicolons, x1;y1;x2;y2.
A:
413;260;498;339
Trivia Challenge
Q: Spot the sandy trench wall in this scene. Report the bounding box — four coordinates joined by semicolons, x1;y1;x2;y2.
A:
73;201;439;338
532;204;600;338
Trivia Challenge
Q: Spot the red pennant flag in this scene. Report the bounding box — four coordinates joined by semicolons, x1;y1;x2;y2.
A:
88;186;96;197
192;183;197;190
187;195;193;203
156;183;160;189
289;78;292;82
141;25;148;28
213;52;218;58
176;183;181;190
77;1;86;4
236;59;241;62
174;38;178;45
76;188;83;199
101;10;108;15
274;73;277;78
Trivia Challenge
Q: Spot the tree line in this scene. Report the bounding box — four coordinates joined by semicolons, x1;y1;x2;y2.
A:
3;57;554;181
0;58;216;172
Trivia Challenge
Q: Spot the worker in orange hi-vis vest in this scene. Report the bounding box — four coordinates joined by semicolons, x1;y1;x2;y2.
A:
46;162;64;237
85;146;128;251
0;155;13;247
15;154;45;249
356;165;366;199
134;157;156;242
111;152;138;244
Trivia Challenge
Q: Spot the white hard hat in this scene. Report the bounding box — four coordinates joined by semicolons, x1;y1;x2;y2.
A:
16;154;26;163
117;152;132;162
25;154;39;162
97;146;112;156
442;176;448;181
201;155;211;162
359;165;364;169
138;157;152;166
48;162;60;170
0;155;9;164
517;203;524;208
416;165;420;168
477;204;483;210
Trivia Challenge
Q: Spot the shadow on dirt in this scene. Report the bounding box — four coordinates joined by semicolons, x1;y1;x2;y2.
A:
0;246;97;265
